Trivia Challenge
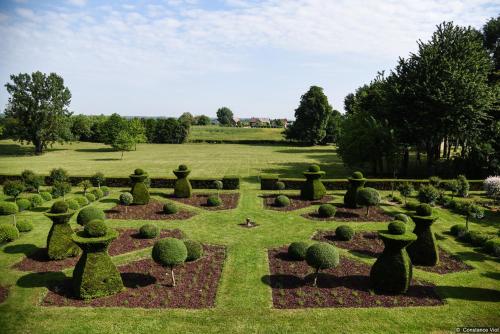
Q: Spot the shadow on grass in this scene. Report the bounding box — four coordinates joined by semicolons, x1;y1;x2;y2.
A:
93;158;121;161
481;271;500;281
30;207;50;213
99;198;118;204
454;251;500;264
17;271;68;288
3;243;42;256
438;286;500;302
75;148;115;153
0;143;68;156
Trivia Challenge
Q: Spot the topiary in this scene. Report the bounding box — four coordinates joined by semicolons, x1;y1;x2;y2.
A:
404;200;419;211
40;191;52;201
3;180;25;201
50;200;69;214
335;225;354;241
16;219;33;232
173;166;192;198
344;171;366;208
417;184;439;204
306;242;340;286
45;201;80;260
416;203;432;216
139;224;159;239
77;206;105;226
152;238;188;286
0;201;18;216
394;213;410;223
388;221;406;235
91;172;106;188
178;164;188;171
288;241;309;260
91;188;104;200
163;202;178;214
274;195;290;207
49;168;69;183
213;180;223;190
184;239;204;261
0;224;20;243
275;181;286;191
100;186;110;196
16;198;31;212
75;196;89;207
308;165;320;172
21;169;43;192
301;165;326;200
467;231;492;247
84;219;108;237
450;224;467;237
130;169;150;204
356;187;380;216
351;171;364;179
29;194;44;208
484;238;500;257
318;204;336;218
65;198;80;210
207;194;222;207
85;193;96;202
119;192;133;205
134;168;145;175
407;212;439;266
457;174;469;197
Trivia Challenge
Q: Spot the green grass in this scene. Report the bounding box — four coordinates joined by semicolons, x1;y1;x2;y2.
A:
0;185;499;334
188;125;285;142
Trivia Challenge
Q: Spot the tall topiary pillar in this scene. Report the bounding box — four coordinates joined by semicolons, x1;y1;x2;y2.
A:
343;171;366;208
300;165;326;200
407;204;439;266
129;168;150;205
72;219;124;299
44;201;80;260
370;226;417;294
173;164;192;198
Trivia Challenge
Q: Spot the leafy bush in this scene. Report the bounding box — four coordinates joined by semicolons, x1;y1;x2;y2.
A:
450;224;467;237
40;191;52;201
275;181;286;191
100;186;110;196
29;194;44;208
50;200;69;213
463;203;485;231
84;219;108;237
152;238;188;286
463;231;491;247
444;179;460;197
397;182;414;204
308;165;320;172
415;203;432;216
16;198;31;211
3;180;25;200
318;204;336;218
394;213;410;223
184;239;204;261
49;168;69;183
139;224;159;239
388;221;406;235
404;200;419;210
417;184;439;204
428;176;442;188
389;194;402;203
79;180;93;194
75;196;89;207
356;187;380;215
91;188;104;199
17;219;33;232
77;206;105;226
119;192;133;205
207;195;222;207
21;170;43;192
65;198;80;210
85;193;96;202
306;242;340;286
91;172;106;187
457;175;469;197
484;238;500;257
335;225;354;241
51;181;71;198
484;176;500;201
0;224;19;243
0;201;19;215
288;241;309;260
163;202;178;214
274;195;290;207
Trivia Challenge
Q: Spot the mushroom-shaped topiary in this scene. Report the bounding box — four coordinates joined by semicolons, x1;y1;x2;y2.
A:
173;165;192;198
139;224;159;239
416;203;432;216
207;194;222;207
129;169;150;205
183;239;204;261
306;242;340;286
388;221;406;235
274;195;290;207
300;165;326;200
407;208;439;266
343;171;366;208
163;202;178;214
356;187;380;216
335;225;354;241
152;238;188;287
84;219;108;237
288;241;309;260
77;206;105;226
44;201;80;260
318;204;336;218
394;213;410;223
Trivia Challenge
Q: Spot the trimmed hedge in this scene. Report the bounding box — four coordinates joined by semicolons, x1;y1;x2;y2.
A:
301;166;326;200
173;166;192;198
394;213;410;223
450;224;467;237
119;192;133;205
388;221;406;235
44;202;80;260
407;215;439;266
84;219;108;237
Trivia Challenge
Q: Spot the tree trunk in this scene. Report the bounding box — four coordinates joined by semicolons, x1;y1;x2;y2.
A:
313;268;319;287
34;138;43;155
170;268;176;287
465;216;469;232
366;206;370;217
443;137;448;159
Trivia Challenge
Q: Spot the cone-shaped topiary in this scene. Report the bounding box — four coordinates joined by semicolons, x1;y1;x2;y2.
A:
0;224;20;243
288;241;309;260
300;165;326;200
370;230;417;294
274;195;290;207
318;204;336;218
72;222;123;299
184;239;204;261
407;210;439;266
44;201;80;260
152;238;187;287
77;206;105;226
129;169;150;205
335;225;354;241
343;171;366;208
139;224;159;239
306;242;339;286
173;165;192;198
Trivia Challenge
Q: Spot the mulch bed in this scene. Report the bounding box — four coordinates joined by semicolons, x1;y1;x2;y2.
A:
169;193;240;210
42;245;225;309
12;229;184;273
106;200;196;220
267;246;443;309
0;286;9;304
262;195;334;211
303;206;392;222
313;231;472;274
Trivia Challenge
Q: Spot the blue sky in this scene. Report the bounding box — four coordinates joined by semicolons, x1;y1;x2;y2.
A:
0;0;498;119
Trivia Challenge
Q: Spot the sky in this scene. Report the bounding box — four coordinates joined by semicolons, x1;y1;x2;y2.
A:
0;0;498;119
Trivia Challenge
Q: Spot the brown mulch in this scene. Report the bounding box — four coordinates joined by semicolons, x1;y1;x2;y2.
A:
12;229;184;273
0;286;9;304
303;206;392;222
262;195;334;211
267;246;443;309
42;245;225;309
169;193;240;210
313;231;472;274
106;200;196;220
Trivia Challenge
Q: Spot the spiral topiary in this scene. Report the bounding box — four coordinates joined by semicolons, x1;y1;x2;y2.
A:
184;239;204;261
0;201;18;216
274;195;290;207
16;198;31;212
288;241;309;260
318;204;336;218
343;171;366;208
416;203;432;216
40;191;52;201
394;213;410;223
306;242;340;286
85;193;96;202
139;224;159;239
0;224;20;243
152;238;188;286
407;209;439;266
29;194;44;208
130;169;150;204
65;198;80;210
301;165;326;200
44;201;79;260
163;202;178;214
16;219;33;232
77;206;105;226
335;225;354;241
119;192;133;205
388;221;406;235
173;165;192;198
207;194;222;207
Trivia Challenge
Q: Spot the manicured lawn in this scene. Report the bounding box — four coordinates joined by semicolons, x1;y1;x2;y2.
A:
0;185;499;334
188;125;285;142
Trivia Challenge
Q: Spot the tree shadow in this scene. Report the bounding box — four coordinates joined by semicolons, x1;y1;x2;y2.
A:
480;271;500;281
0;143;68;156
261;274;304;289
454;251;500;263
93;158;121;161
17;271;68;288
3;243;42;256
100;198;118;204
121;272;156;288
438;286;500;302
75;148;115;153
30;207;50;213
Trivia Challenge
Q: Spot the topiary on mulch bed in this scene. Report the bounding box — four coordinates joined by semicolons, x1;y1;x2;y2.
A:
106;200;196;220
44;201;80;260
173;165;193;198
129;169;150;205
169;193;240;211
303;205;391;222
262;195;333;211
300;165;327;200
42;245;225;309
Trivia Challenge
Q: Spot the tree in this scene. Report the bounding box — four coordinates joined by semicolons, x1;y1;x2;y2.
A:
216;107;234;126
91;172;105;188
3;180;25;201
285;86;332;145
482;15;500;79
79;180;92;195
322;109;343;144
101;113;127;145
4;71;72;155
112;131;135;160
398;182;414;204
463;203;484;231
71;114;93;141
154;118;190;143
195;115;211;125
21;170;43;193
127;118;146;150
178;112;194;126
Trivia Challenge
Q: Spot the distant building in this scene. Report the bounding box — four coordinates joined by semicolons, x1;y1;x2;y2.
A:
271;118;288;128
249;117;271;127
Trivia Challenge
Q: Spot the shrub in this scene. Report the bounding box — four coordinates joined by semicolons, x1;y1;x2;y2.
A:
484;238;500;257
389;194;403;203
100;186;110;196
139;224;159;239
21;170;43;192
85;193;96;202
275;181;286;191
417;184;439;204
84;219;108;237
16;198;31;211
17;219;33;232
356;187;380;216
301;165;326;200
318;204;336;218
130;169;151;204
450;224;467;237
416;203;432;216
40;191;52;201
91;188;104;199
308;164;320;172
428;176;442;188
119;192;133;205
467;231;492;247
65;198;80;210
50;200;69;213
457;175;469;197
163;202;178;214
484;176;500;201
407;214;439;266
394;213;410;223
75;196;89;207
306;242;340;286
0;201;19;216
178;164;188;171
79;180;93;195
51;181;71;198
444;179;460;197
288;241;309;260
388;221;406;235
463;203;484;231
91;172;106;188
184;239;204;261
404;200;419;210
274;195;290;207
397;182;414;204
213;180;223;190
352;171;364;179
77;206;105;226
29;194;44;208
49;168;69;183
0;224;19;243
207;195;222;207
3;180;25;200
45;202;79;260
152;238;188;286
134;168;145;175
172;166;191;199
335;225;354;241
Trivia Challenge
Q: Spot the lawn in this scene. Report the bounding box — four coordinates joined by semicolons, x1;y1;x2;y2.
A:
188;125;285;142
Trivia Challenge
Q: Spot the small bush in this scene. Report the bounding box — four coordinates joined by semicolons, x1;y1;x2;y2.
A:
84;219;108;237
275;181;286;191
356;187;380;215
91;172;106;187
3;180;25;200
450;224;467;237
484;238;500;257
0;224;20;243
77;206;105;226
139;224;159;239
397;182;414;203
404;200;419;210
389;194;403;203
308;165;320;172
457;175;469;197
318;204;336;218
49;168;69;183
51;181;71;198
388;221;406;235
100;186;110;196
306;242;340;286
274;195;290;207
484;176;500;200
351;171;364;179
21;170;43;192
16;198;31;211
335;225;354;241
85;193;96;202
207;195;222;207
428;176;442;188
65;198;80;210
134;168;145;175
288;241;309;260
163;202;178;214
119;192;133;205
17;220;33;232
152;238;187;286
40;191;52;201
50;200;69;213
75;196;89;207
29;194;44;208
0;201;19;215
394;213;410;223
184;239;204;261
91;188;104;200
418;184;439;204
416;203;432;216
468;231;492;247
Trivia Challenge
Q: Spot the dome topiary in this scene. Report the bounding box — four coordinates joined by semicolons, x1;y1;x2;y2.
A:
207;195;222;207
17;219;33;232
394;213;410;223
308;165;320;172
0;201;19;216
274;195;290;207
16;198;31;212
0;224;20;243
50;200;69;213
335;225;354;241
318;204;336;218
275;181;286;191
100;186;110;196
450;224;467;237
139;224;159;239
288;241;309;260
178;164;188;171
40;191;52;201
134;168;145;175
29;194;44;208
85;193;96;202
77;206;105;226
388;221;406;235
75;196;89;207
84;219;108;237
119;192;133;205
356;187;381;216
184;239;204;261
416;203;432;216
91;188;104;200
306;242;340;286
352;171;364;179
65;198;80;210
163;202;178;214
152;238;188;286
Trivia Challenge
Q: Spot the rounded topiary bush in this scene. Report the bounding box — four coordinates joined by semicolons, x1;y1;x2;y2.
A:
178;164;188;171
306;242;340;286
352;171;364;179
184;239;204;261
75;196;89;207
274;195;290;207
40;191;52;201
275;181;286;191
418;184;439;204
77;206;105;226
318;204;336;218
484;238;500;257
119;192;133;205
207;195;222;207
85;193;96;202
416;203;432;216
51;200;69;213
468;231;492;247
65;198;80;210
16;198;31;212
405;200;419;211
450;224;467;237
213;180;223;190
134;168;145;175
163;202;178;214
0;201;18;216
17;219;33;232
0;224;20;243
100;186;110;196
84;219;108;237
335;225;355;241
388;221;406;235
139;224;159;239
91;188;104;200
288;241;309;260
152;238;188;286
30;194;44;208
356;187;380;215
394;213;410;223
308;164;320;172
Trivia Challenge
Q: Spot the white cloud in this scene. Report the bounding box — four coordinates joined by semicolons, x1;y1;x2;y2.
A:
67;0;87;7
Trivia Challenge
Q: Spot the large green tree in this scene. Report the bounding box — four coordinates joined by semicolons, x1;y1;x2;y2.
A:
4;71;72;154
216;107;234;126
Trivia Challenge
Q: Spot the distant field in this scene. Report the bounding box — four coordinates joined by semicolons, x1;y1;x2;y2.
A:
188;125;285;142
0;139;348;179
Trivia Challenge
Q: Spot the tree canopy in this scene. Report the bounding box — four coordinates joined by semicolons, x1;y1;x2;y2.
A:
216;107;234;126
